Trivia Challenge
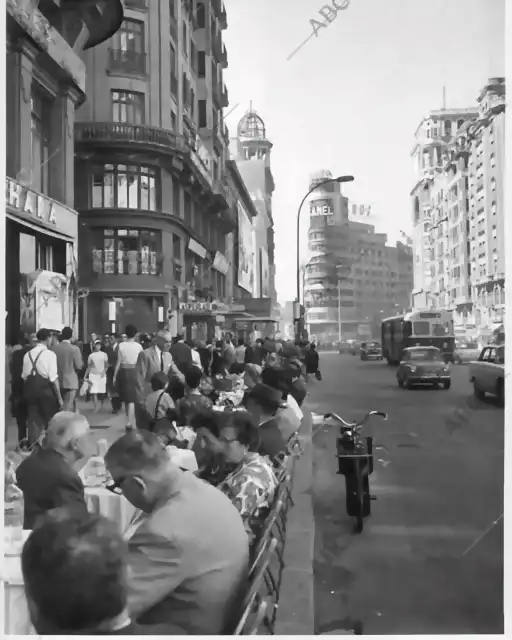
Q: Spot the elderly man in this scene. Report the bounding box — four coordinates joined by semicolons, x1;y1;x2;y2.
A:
104;430;249;634
21;511;186;635
135;330;183;429
15;412;91;529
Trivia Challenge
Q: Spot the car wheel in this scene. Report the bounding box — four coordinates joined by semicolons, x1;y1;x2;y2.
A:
398;376;404;388
473;380;485;400
443;380;451;390
405;377;413;390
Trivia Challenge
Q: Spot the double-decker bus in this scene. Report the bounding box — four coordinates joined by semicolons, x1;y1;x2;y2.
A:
381;310;455;365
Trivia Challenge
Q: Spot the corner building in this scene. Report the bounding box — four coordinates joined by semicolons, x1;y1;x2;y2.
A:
5;0;123;344
304;172;413;343
75;0;234;338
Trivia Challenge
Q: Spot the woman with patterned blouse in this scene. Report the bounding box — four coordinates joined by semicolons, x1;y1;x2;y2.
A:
216;410;278;541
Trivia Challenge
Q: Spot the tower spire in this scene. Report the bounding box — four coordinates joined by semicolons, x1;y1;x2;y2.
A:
442;86;446;110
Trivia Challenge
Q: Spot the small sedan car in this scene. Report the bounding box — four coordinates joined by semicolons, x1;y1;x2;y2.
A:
397;346;451;389
360;341;383;360
454;341;481;364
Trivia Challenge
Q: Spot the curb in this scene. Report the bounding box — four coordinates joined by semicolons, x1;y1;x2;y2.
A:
275;406;315;635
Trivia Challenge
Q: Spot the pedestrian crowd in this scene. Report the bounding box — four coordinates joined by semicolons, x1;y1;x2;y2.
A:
4;326;322;635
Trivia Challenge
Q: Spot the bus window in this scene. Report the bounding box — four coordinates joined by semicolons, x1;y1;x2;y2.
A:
403;321;413;337
432;322;448;336
412;321;430;335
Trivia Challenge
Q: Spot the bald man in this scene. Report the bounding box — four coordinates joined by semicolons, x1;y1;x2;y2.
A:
16;412;91;529
135;331;184;429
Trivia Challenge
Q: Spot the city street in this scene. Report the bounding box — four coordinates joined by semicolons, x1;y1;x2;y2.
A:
309;352;503;635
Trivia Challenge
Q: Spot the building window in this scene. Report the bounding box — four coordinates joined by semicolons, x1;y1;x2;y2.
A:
491;178;496;191
490;153;496;168
491;201;497;215
492;226;497;240
170;109;177;131
91;164;158;210
184;192;192;225
196;2;205;28
198;100;207;128
92;228;162;275
182;22;188;56
30;86;52;195
112;90;145;124
172;178;181;217
111;19;146;74
198;51;206;78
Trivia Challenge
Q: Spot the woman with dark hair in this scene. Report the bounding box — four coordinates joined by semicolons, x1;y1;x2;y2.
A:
177;365;213;425
112;324;142;431
216;410;278;540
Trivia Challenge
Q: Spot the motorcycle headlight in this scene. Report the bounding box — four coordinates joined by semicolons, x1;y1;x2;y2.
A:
409;365;417;372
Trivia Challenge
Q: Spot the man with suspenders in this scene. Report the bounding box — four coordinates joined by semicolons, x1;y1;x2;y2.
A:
22;329;64;446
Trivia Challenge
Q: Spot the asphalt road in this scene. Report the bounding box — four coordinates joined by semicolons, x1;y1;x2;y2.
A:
309;352;504;635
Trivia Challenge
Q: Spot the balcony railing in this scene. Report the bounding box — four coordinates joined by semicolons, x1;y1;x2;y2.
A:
92;250;163;276
125;0;147;9
221;43;228;67
219;2;227;29
75;122;186;154
108;49;146;75
211;31;223;60
211;80;221;105
221;85;228;107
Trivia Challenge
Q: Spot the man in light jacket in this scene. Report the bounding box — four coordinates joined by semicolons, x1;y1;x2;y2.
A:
54;327;83;411
105;431;249;634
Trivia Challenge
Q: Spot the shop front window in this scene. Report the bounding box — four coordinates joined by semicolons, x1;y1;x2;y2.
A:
91;164;159;210
92;228;162;275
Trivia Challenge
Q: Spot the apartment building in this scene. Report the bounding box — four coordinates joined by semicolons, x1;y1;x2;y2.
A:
74;0;235;339
304;172;413;343
5;0;123;343
410;78;505;332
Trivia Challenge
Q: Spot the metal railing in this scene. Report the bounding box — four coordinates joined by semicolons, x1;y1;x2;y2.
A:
75;122;185;153
108;48;146;75
91;250;163;276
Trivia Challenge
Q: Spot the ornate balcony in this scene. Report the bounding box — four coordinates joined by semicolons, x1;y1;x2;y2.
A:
75;122;187;158
92;249;163;276
219;2;227;29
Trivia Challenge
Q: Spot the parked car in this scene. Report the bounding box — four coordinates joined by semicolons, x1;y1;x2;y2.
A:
454;341;480;364
469;344;505;404
397;346;451;390
339;339;356;354
360;341;383;361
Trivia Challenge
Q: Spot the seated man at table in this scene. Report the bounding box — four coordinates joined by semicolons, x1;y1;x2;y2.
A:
242;383;288;460
104;430;249;634
16;411;91;529
21;511;186;635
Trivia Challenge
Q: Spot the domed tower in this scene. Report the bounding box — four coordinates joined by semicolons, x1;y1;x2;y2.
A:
234;105;277;310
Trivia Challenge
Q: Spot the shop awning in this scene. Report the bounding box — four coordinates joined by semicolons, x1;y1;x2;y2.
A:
7;213;75;242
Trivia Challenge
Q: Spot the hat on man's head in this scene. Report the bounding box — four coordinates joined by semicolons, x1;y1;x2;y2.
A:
245;383;287;409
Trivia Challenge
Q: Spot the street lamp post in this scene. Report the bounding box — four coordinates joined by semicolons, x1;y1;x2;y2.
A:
295;174;354;342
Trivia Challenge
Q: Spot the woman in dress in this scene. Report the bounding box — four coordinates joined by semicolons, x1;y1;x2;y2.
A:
112;324;142;431
86;340;108;413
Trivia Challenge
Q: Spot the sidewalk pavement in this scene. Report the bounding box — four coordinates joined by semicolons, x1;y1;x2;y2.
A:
4;399;127;453
275;404;316;635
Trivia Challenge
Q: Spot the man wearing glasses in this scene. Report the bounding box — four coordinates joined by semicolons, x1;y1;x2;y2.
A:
104;430;249;634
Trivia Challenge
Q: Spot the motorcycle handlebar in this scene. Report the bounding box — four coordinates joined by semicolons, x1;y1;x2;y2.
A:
324;410;388;428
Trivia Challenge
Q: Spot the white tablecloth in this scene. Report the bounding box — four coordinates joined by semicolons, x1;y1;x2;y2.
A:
84;487;137;534
2;490;136;635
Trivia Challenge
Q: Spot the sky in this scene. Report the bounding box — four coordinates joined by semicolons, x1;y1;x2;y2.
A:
222;0;505;304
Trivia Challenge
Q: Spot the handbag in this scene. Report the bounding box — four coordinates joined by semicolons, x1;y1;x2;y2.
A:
79;378;91;397
315;369;322;381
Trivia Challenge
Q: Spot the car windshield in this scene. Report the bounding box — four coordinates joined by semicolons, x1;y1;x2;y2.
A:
367;342;380;347
460;342;478;350
407;349;441;361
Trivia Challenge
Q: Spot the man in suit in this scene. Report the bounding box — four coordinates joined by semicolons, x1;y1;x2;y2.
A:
170;333;193;374
104;430;249;635
16;412;91;529
22;511;186;635
134;331;183;429
54;327;83;411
